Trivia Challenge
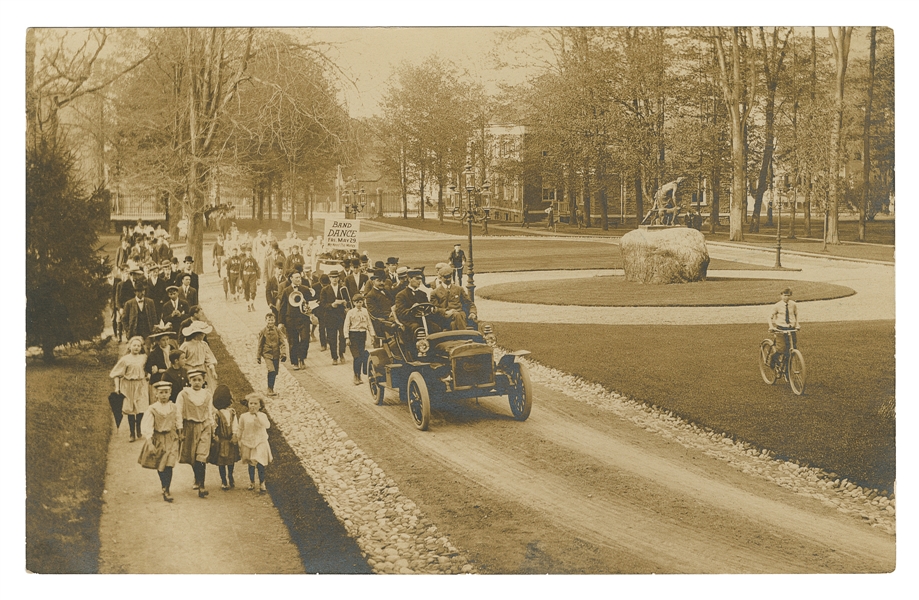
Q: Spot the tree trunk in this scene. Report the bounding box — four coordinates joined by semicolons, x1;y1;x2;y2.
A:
582;172;591;228
860;27;877;242
634;174;644;225
729;108;746;241
827;27;852;245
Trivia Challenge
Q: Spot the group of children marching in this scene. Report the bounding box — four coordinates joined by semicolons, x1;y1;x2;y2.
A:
110;320;275;503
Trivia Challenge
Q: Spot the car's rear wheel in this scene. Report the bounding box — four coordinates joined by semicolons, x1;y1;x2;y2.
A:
407;372;431;431
368;361;385;405
508;362;533;421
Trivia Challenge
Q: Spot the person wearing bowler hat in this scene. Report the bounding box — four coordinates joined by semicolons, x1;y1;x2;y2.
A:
161;285;190;337
140;380;181;502
180;321;218;388
123;280;159;342
175;368;215;498
319;269;350;365
181;255;199;291
385;257;400;285
365;269;395;346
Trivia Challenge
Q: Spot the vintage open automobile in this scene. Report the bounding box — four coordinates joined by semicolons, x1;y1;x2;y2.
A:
367;302;533;431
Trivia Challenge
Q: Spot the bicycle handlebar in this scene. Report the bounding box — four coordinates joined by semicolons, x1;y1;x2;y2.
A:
769;327;800;333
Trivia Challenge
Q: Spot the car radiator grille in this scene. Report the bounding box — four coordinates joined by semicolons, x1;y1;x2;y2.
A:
453;353;495;389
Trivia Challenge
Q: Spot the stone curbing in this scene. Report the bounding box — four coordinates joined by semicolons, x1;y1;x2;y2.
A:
514;353;895;535
202;284;474;574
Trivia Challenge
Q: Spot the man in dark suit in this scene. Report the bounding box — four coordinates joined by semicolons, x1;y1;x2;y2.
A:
365;269;395;346
318;270;350;365
123;281;159;341
177;273;198;310
394;268;432;353
181;255;199;291
344;258;369;304
145;261;168;308
161;285;190;337
278;270;316;370
265;260;286;319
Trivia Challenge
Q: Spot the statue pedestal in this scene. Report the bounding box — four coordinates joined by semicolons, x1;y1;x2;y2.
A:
620;227;710;284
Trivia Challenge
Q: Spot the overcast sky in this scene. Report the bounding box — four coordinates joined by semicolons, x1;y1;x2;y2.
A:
306;27;534;119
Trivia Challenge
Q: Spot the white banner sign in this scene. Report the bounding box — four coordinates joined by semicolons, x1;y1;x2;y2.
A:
324;218;360;250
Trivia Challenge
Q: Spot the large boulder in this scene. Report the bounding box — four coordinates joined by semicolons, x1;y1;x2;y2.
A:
620;226;710;284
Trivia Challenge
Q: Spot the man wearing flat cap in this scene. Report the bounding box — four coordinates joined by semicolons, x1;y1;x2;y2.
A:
430;263;477;331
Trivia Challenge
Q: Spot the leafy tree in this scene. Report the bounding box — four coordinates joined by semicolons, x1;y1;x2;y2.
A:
826;26;854;244
26;134;111;361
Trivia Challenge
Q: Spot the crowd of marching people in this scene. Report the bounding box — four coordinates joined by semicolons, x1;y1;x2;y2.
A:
108;219;479;503
109;220;273;503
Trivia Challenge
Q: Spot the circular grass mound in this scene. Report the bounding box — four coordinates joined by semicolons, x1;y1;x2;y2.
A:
477;276;855;307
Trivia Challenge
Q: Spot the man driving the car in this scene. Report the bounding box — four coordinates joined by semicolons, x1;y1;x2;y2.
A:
394;268;434;349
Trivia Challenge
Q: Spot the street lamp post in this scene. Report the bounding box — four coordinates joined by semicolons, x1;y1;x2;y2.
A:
450;163;490;302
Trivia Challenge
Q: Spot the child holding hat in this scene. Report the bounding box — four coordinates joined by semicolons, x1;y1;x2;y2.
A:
140;380;181;502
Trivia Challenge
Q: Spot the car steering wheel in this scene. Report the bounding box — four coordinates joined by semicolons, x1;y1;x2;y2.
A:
410;302;436;317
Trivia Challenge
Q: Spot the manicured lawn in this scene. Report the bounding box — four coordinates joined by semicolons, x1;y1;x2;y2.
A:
479;276;855;307
26;344;119;573
494;320;896;490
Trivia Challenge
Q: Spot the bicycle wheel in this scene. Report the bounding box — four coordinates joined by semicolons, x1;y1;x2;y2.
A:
759;340;777;385
788;349;806;395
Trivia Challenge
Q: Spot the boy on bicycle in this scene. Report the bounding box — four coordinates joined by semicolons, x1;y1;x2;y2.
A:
768;288;799;368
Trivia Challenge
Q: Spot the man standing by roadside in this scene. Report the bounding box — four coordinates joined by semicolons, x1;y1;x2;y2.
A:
448;244;466;286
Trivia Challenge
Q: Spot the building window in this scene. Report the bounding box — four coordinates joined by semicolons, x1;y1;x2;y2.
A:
542;188;555;202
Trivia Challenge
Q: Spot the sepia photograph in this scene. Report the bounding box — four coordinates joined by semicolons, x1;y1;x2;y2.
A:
13;1;913;592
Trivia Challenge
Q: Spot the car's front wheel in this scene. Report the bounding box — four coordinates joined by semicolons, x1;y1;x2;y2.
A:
508;362;533;421
368;361;385;405
407;372;431;431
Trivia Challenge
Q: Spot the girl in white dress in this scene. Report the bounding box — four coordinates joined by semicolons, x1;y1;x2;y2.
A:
238;393;273;493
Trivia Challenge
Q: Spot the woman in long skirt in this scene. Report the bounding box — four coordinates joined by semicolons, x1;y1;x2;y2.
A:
176;369;214;498
110;336;150;442
140;380;180;502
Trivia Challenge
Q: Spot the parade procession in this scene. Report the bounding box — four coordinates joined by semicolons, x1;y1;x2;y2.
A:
24;22;898;582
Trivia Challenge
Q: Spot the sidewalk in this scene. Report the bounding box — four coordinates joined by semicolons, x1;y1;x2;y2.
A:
97;413;303;574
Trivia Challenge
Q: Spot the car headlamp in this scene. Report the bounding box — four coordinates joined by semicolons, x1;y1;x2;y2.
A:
416;339;430;355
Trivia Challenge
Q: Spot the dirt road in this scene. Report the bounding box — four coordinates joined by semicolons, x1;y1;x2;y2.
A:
192;224;894;573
